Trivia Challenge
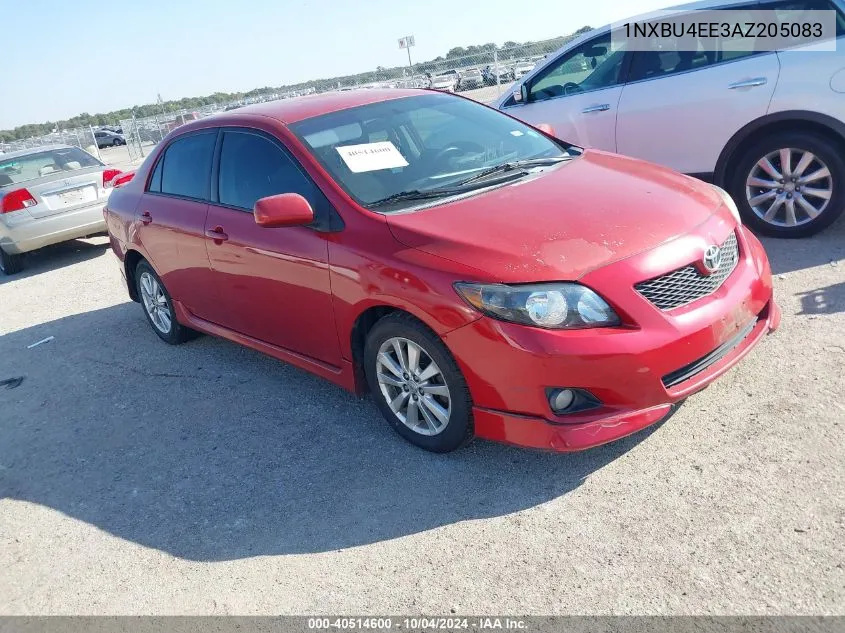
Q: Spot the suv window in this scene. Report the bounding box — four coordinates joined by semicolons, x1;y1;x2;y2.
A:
628;4;775;82
152;131;216;200
529;32;627;101
217;130;317;212
760;0;845;36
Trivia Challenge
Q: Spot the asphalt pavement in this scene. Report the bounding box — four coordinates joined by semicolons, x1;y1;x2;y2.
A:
0;215;843;615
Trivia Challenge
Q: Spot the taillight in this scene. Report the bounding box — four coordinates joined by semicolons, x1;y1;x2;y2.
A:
1;188;37;213
103;169;123;188
112;171;135;188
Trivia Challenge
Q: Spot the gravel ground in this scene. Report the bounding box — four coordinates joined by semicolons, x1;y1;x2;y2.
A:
0;217;843;615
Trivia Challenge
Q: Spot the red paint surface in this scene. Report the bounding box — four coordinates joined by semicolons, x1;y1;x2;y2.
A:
104;91;778;452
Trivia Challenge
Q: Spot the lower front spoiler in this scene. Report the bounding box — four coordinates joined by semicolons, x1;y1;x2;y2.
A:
473;403;676;452
472;299;781;452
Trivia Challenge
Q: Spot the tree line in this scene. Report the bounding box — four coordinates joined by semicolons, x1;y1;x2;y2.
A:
0;27;592;143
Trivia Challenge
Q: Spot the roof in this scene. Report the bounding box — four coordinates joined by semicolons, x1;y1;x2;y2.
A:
209;88;426;126
0;144;75;160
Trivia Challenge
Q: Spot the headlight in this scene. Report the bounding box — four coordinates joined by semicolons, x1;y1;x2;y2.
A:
711;184;742;225
454;282;620;329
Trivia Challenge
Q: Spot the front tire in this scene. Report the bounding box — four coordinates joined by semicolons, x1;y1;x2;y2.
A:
364;313;473;453
729;132;844;238
0;247;23;275
135;261;195;345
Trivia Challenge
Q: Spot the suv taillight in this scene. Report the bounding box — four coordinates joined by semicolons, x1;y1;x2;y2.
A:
1;188;37;213
103;169;123;188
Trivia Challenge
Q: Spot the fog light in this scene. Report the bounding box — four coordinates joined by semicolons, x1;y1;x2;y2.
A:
545;387;602;415
549;388;575;413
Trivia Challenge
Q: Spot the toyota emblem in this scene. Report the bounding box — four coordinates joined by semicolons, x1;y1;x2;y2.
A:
702;245;722;274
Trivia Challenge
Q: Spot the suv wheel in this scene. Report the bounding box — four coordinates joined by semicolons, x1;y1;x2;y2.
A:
730;132;844;238
364;313;473;453
0;247;23;275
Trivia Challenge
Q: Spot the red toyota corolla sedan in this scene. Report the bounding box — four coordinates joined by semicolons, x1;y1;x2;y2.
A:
104;89;780;453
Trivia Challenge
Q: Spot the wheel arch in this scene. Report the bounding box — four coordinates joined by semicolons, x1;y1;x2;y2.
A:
714;110;845;187
349;304;449;395
123;248;146;302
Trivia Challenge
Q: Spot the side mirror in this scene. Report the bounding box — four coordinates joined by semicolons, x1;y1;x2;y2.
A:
512;83;529;104
254;193;314;228
535;123;556;137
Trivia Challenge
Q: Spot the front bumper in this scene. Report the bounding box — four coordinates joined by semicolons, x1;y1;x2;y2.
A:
443;224;779;452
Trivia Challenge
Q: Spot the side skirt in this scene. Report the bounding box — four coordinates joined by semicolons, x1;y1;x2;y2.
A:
172;300;358;393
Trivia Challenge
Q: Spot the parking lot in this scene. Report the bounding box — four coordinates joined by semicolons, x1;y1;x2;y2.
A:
0;212;843;613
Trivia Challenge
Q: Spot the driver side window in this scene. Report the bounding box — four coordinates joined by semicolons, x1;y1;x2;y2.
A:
529;33;624;102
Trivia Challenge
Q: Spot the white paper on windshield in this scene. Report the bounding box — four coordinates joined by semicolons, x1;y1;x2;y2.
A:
336;142;409;173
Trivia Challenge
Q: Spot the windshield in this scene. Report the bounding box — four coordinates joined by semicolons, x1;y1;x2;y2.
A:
290;93;571;211
0;147;102;187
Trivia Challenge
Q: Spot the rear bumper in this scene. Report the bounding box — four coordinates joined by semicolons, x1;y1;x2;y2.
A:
0;203;107;254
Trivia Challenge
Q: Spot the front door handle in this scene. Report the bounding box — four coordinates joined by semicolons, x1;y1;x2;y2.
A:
140;211;152;225
205;226;228;243
729;77;768;89
582;104;611;113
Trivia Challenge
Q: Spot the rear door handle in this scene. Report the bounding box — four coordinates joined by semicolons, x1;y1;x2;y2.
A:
582;104;611;113
140;211;152;225
729;77;768;89
205;226;228;243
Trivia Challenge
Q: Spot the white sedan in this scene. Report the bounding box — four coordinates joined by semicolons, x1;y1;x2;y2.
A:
0;145;125;274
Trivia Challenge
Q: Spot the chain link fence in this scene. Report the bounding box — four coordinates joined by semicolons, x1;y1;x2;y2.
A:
1;36;579;163
0;127;101;157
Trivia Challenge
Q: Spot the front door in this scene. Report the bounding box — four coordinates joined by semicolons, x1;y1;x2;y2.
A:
502;31;628;152
204;128;341;366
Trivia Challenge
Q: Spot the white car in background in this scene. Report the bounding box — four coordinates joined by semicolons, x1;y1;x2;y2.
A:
430;72;460;92
0;145;124;274
496;0;845;237
511;60;536;79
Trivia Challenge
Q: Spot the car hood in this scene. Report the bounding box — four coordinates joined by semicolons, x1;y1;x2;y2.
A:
386;150;724;282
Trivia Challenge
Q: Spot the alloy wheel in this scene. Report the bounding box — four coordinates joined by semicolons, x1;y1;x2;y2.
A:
375;337;452;436
745;148;833;228
139;271;172;334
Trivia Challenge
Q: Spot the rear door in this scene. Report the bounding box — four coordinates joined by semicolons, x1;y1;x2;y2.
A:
135;130;222;321
615;3;780;174
501;31;629;152
204;128;340;365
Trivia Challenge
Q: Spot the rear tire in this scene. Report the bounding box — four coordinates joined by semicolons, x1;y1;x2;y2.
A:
0;247;23;275
134;261;196;345
729;131;845;238
364;313;473;453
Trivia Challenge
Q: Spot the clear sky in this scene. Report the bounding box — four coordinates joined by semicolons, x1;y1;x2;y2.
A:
1;0;666;129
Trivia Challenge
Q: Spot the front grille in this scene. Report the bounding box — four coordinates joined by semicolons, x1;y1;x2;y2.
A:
635;232;739;311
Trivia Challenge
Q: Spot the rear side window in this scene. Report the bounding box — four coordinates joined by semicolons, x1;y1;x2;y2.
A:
152;131;216;200
217;131;316;211
148;156;164;192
